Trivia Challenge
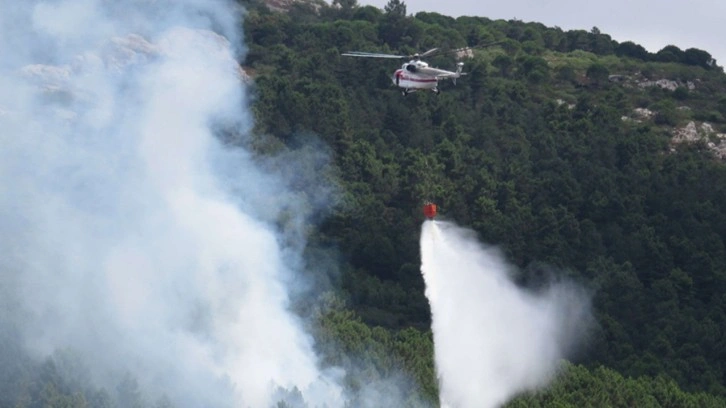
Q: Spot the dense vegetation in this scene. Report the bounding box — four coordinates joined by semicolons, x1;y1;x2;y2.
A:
4;0;726;406
241;0;726;405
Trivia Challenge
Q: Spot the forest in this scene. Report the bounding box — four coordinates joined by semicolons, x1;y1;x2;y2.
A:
241;0;726;405
3;0;726;406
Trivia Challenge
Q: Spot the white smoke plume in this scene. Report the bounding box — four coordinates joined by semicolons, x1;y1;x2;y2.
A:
0;0;343;406
420;221;591;408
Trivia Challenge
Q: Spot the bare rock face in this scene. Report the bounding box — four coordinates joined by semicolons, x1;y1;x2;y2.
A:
21;64;74;94
455;48;475;59
606;73;696;91
621;107;655;123
607;71;698;92
17;29;250;119
639;78;678;91
634;107;655;120
672;121;726;159
265;0;298;11
672;121;700;143
555;99;575;109
264;0;321;12
103;34;160;71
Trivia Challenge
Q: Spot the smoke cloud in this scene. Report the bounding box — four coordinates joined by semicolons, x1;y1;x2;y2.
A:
420;221;591;408
0;0;343;406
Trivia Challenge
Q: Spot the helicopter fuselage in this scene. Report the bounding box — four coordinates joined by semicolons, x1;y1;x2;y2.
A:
391;61;437;90
342;44;495;96
391;60;464;95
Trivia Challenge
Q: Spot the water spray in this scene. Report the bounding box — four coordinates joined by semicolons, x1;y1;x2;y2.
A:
420;220;590;408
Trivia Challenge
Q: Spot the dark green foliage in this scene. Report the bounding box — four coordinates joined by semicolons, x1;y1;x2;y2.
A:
672;86;689;100
585;63;609;86
383;0;406;17
655;45;686;63
518;55;550;83
718;97;726;116
506;363;726;407
242;1;726;403
492;54;514;77
684;48;714;69
0;332;171;408
616;41;650;60
651;99;680;126
315;296;437;405
4;1;726;406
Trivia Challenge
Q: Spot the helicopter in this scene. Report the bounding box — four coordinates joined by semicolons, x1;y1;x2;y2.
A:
342;46;480;96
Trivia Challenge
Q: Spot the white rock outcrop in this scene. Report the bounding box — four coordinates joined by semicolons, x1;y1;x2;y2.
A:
19;30;250;114
635;78;695;91
634;107;655;120
672;121;726;159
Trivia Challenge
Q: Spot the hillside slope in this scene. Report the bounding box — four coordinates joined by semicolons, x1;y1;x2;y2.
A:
240;0;726;401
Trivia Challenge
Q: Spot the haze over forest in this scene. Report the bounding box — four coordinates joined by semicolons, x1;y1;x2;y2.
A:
1;0;726;407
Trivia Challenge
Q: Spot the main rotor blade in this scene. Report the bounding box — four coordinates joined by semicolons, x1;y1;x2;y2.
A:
465;41;504;52
419;47;440;58
342;42;503;61
341;51;405;59
420;42;504;59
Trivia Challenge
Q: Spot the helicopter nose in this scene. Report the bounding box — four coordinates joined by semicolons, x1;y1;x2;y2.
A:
392;69;403;85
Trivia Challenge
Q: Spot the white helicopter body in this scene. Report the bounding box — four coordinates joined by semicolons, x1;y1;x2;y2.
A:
391;60;465;95
342;48;470;96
